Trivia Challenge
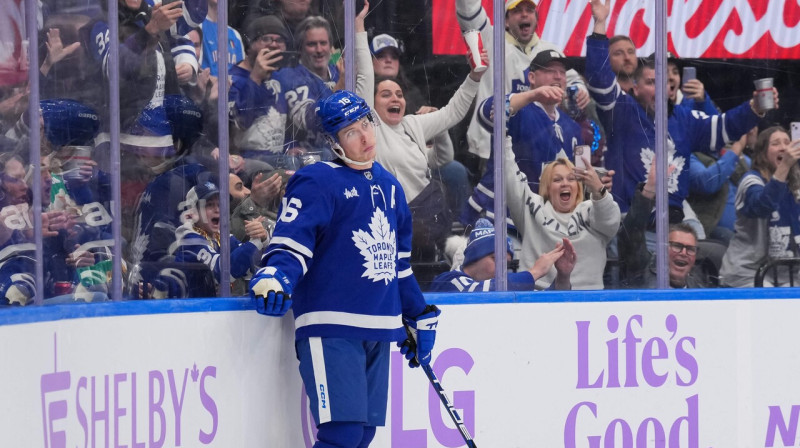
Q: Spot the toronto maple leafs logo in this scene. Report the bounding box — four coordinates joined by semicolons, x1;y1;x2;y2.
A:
640;146;684;194
352;208;397;284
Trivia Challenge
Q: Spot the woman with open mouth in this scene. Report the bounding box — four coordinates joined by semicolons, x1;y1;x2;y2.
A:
720;126;800;287
502;141;621;290
353;2;486;260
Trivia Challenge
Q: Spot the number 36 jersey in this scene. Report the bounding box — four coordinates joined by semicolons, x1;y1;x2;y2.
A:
260;160;427;342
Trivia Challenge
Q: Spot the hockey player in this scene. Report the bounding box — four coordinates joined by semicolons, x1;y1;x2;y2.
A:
587;0;776;216
249;90;440;448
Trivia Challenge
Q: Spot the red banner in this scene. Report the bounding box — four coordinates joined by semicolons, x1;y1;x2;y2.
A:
433;0;800;59
0;0;27;87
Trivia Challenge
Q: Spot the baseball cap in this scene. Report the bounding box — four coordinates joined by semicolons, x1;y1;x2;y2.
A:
530;49;570;71
462;219;514;267
370;34;402;56
186;181;220;210
505;0;537;12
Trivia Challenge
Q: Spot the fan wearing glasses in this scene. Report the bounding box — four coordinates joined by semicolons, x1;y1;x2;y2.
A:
618;162;704;288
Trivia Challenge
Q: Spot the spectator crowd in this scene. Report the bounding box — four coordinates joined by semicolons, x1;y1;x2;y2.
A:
1;0;799;305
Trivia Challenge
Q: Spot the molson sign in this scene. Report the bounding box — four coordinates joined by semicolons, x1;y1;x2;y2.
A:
432;0;800;59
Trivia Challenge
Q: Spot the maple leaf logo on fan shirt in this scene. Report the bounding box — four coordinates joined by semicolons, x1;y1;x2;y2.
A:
352;208;397;284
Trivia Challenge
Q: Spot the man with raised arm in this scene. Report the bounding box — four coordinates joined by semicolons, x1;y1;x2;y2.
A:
455;0;589;160
249;90;440;448
585;0;776;217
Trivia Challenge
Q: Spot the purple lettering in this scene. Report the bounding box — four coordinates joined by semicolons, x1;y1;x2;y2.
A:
623;315;643;388
168;369;189;446
576;320;604;389
636;418;665;448
605;418;633;447
765;405;800;447
675;336;698;387
149;370;166;448
77;377;88;448
390;351;426;446
428;348;475;447
606;315;620;388
40;369;70;448
199;367;218;444
668;394;699;448
642;337;668;387
130;373;145;448
92;376;110;448
114;373;128;448
563;401;600;448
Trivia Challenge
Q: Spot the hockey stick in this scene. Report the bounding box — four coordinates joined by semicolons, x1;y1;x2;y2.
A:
420;363;477;448
403;327;477;447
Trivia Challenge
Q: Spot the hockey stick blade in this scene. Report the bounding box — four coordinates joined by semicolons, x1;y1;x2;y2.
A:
401;325;477;447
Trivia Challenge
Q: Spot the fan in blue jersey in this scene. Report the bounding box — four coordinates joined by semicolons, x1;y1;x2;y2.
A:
249;90;440;448
721;127;800;287
586;0;777;217
229;15;291;159
454;0;590;161
162;181;266;297
272;15;342;158
127;94;214;296
200;0;244;77
430;218;575;292
463;50;603;230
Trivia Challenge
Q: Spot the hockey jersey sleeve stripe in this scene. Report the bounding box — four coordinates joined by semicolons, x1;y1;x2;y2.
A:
398;251;411;259
295;311;402;331
264;247;309;275
477;182;494;198
270;236;314;258
709;114;719;151
720;113;731;146
398;267;413;278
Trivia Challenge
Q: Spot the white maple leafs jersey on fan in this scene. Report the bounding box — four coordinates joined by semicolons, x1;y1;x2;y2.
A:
259;161;427;342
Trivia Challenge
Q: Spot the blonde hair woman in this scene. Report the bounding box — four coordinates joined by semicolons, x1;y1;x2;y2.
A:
503;138;620;289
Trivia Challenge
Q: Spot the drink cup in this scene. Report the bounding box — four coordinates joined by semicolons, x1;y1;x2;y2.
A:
62;146;92;181
754;78;775;111
463;30;487;73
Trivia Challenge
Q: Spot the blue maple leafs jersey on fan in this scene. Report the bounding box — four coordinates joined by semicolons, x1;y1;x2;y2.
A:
260;161;427;342
585;36;760;213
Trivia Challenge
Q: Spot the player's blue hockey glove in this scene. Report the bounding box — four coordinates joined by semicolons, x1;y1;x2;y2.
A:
398;304;441;368
250;267;293;316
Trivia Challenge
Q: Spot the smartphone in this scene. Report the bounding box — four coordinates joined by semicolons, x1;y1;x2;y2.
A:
682;67;696;86
791;122;800;142
279;50;301;68
574;145;590;171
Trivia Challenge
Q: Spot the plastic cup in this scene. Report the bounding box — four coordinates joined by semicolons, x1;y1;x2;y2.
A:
62;146;92;181
463;30;487;73
754;78;775;111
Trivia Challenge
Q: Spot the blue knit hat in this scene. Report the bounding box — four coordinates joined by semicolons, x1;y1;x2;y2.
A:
462;219;514;267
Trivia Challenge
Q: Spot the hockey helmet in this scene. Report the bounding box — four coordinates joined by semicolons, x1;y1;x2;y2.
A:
315;90;372;141
40;99;100;147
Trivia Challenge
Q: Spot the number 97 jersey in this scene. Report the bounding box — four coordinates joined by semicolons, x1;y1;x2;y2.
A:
259;160;426;343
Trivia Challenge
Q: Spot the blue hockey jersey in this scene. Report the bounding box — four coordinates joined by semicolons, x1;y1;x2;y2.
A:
272;63;340;153
261;161;427;341
200;19;245;77
428;269;535;292
172;223;262;292
229;64;289;155
462;95;583;226
585;35;760;213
